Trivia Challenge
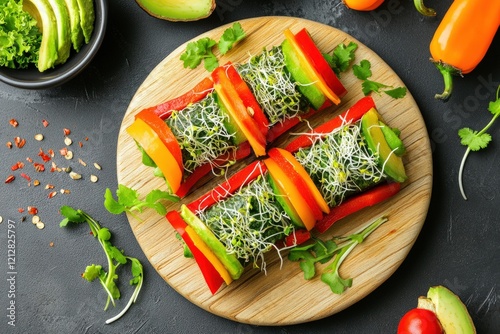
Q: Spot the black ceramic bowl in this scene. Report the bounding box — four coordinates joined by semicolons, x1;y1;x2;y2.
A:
0;0;108;90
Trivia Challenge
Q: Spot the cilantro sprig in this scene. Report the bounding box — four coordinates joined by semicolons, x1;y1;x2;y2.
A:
180;22;246;72
59;207;144;324
353;59;407;98
458;85;500;200
288;216;388;294
324;41;358;77
104;184;178;218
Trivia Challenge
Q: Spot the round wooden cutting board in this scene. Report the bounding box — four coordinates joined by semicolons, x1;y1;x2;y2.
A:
116;16;433;325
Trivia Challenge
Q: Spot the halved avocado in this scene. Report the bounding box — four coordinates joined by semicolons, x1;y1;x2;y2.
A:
75;0;95;44
361;108;407;183
281;39;326;110
136;0;216;21
418;286;476;334
63;0;85;51
47;0;71;64
23;0;59;72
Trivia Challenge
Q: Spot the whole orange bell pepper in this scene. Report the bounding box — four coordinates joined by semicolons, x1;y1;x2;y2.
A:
430;0;500;100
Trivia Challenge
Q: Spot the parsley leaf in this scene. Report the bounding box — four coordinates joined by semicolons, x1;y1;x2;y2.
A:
218;22;246;55
458;85;500;200
326;41;358;76
352;59;372;80
289;216;387;294
361;80;388;96
384;86;408;99
59;207;144;324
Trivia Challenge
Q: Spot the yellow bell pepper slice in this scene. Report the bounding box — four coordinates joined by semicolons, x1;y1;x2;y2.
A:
184;225;233;285
127;118;183;193
264;157;316;230
283;29;341;105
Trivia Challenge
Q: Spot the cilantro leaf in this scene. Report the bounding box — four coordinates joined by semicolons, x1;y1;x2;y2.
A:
488;98;500;116
458;128;491;151
104;188;126;215
82;264;103;282
361;79;388;95
352;59;372;80
328;41;358;75
384;86;407;99
218;22;246;55
180;37;218;71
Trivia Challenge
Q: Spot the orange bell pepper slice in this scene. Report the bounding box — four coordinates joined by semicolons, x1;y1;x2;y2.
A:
135;108;183;172
127;118;183;193
264;157;316;230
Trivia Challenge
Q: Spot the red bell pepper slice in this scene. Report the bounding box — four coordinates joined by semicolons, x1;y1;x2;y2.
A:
282;228;311;247
225;63;269;137
315;182;401;234
142;77;214;120
135;108;183;171
175;141;252;198
285;96;375;153
268;148;323;221
212;66;267;157
294;28;347;98
187;160;267;213
166;210;224;294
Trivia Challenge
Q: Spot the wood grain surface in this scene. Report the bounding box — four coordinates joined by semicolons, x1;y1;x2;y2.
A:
116;17;433;325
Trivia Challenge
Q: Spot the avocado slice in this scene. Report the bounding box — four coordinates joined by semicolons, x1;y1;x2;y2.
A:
47;0;71;64
63;0;85;51
23;0;59;72
135;0;216;21
281;39;326;110
361;108;407;183
180;205;244;280
419;286;476;334
214;92;247;146
75;0;95;44
379;121;406;156
267;173;304;228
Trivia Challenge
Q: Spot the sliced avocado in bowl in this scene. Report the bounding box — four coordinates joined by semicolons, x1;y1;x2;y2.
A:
75;0;95;44
23;0;59;72
62;0;85;51
47;0;71;64
135;0;216;21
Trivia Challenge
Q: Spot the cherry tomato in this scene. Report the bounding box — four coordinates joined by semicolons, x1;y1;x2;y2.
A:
397;308;443;334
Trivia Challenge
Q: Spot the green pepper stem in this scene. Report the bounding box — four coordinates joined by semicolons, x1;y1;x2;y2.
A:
414;0;436;17
433;61;459;101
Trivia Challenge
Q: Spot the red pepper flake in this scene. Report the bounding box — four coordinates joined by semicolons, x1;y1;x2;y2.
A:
42;119;49;127
18;208;24;213
33;163;45;172
38;148;51;162
45;184;54;189
11;161;24;171
20;173;31;181
14;136;26;148
63;128;71;136
59;147;68;156
47;191;57;199
9;119;19;127
27;206;38;215
78;141;83;148
5;175;15;183
48;149;55;157
85;137;89;141
6;141;13;149
26;157;33;163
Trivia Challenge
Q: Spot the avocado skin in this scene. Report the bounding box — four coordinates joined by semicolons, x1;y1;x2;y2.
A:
361;109;407;183
180;205;244;280
135;0;216;21
281;39;326;110
23;0;59;72
427;285;476;334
